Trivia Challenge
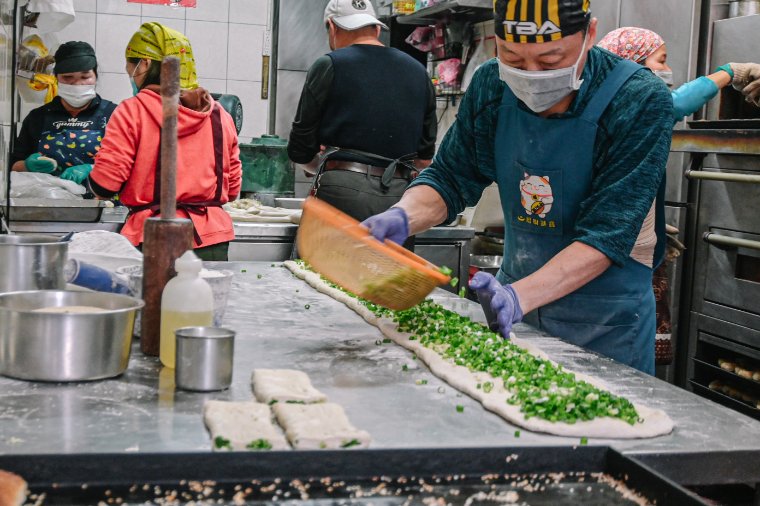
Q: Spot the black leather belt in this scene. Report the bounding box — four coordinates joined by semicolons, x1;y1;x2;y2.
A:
324;160;416;180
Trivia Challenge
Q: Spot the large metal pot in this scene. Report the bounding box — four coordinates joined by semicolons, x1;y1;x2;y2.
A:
0;235;68;293
0;290;143;382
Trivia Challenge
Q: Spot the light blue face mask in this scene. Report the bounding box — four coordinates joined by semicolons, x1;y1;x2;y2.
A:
129;62;141;96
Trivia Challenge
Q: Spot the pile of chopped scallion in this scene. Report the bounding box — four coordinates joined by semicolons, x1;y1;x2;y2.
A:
293;261;641;426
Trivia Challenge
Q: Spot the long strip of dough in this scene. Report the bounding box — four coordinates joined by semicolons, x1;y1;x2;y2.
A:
284;261;674;440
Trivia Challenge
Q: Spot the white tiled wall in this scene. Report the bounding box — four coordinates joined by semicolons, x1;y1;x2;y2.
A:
54;0;271;142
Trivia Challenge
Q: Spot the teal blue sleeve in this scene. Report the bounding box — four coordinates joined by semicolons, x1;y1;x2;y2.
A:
573;69;674;267
671;76;719;122
409;62;499;224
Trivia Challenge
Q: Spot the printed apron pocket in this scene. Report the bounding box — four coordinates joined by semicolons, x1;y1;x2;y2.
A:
510;161;563;236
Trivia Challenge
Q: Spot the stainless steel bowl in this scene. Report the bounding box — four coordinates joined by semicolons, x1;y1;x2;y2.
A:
469;255;503;276
0;290;144;382
0;235;68;293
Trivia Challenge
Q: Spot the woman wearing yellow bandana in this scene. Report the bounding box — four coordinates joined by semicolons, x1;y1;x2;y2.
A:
88;23;241;261
124;22;198;92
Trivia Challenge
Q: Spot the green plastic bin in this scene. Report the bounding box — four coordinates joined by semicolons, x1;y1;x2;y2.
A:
239;135;294;203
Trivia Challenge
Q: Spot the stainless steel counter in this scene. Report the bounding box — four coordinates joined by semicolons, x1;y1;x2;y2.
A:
1;262;759;483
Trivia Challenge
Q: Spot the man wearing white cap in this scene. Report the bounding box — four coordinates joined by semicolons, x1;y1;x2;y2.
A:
288;0;436;249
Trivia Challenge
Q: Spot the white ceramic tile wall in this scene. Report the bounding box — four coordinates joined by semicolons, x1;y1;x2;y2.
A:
96;71;134;104
141;15;186;35
55;11;96;47
227;23;265;81
141;3;186;19
97;0;142;16
72;0;97;12
187;0;229;22
95;13;141;73
186;20;228;79
200;78;226;94
229;0;268;25
52;0;272;138
226;79;266;142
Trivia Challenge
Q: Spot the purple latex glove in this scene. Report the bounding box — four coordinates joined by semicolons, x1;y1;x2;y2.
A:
361;207;409;245
469;271;524;338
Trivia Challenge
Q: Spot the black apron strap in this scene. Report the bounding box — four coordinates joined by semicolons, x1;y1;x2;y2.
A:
211;104;224;202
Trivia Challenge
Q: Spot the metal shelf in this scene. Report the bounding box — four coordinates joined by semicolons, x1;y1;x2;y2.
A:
396;0;493;25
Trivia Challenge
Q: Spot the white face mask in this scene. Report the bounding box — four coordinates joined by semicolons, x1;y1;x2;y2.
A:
57;83;96;108
497;31;588;113
653;70;674;86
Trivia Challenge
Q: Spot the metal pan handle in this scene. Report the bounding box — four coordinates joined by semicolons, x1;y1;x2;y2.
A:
685;170;760;184
703;233;760;251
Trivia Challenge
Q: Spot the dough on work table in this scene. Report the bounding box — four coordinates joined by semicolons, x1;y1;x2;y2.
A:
284;260;674;440
272;402;371;450
32;305;107;313
252;369;327;404
203;400;289;451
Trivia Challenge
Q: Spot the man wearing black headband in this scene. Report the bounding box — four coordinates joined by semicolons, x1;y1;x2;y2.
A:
362;0;673;374
10;41;116;187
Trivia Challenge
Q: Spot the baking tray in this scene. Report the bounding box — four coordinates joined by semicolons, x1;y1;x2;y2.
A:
690;380;760;421
7;198;105;222
0;447;706;505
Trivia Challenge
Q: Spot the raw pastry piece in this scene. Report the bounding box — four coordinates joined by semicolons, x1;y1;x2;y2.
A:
251;369;327;404
203;401;289;451
284;261;674;440
718;359;736;372
753;371;760;382
735;366;753;379
272;402;371;450
0;470;27;506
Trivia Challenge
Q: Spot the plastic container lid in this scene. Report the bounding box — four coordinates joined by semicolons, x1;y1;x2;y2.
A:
175;250;202;274
247;134;288;147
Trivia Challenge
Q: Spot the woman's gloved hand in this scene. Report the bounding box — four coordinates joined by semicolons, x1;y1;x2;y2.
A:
729;62;760;106
361;207;409;245
59;164;93;185
25;153;57;173
469;271;524;338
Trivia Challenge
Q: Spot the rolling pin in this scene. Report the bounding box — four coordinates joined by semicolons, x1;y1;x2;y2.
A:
140;56;194;356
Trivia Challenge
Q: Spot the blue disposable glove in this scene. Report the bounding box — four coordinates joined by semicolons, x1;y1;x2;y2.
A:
361;207;410;245
25;153;57;173
469;271;524;337
60;164;93;185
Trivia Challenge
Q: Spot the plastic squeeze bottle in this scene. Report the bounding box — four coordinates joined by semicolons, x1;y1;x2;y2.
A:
160;250;213;368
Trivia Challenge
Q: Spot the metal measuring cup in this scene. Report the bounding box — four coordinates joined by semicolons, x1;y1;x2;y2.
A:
175;327;235;391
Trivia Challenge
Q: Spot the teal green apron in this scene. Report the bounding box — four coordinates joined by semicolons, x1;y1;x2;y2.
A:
494;59;657;374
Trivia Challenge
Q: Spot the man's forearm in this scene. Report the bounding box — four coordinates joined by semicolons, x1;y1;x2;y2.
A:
512;241;612;314
394;185;448;235
11;160;26;172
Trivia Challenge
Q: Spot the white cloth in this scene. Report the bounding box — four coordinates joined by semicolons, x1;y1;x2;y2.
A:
25;0;76;33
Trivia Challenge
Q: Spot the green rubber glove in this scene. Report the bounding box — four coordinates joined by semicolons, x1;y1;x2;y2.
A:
59;164;93;185
715;63;735;80
25;153;57;173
